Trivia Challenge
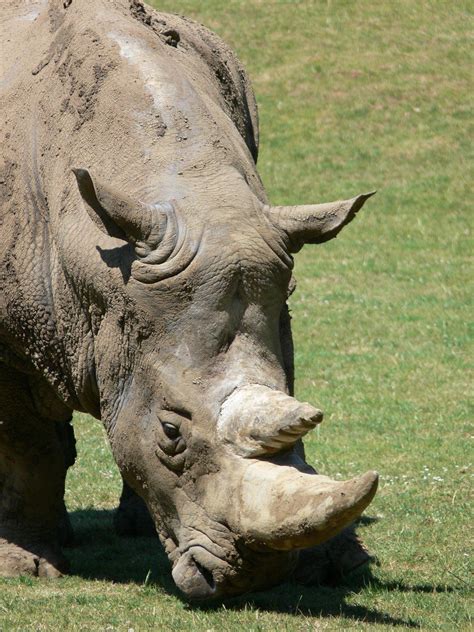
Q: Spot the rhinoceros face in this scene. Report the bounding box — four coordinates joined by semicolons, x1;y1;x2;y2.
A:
74;168;377;600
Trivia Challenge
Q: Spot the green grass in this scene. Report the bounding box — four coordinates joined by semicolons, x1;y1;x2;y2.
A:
1;1;472;630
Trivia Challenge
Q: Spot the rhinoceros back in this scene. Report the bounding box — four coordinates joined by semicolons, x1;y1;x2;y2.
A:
128;0;259;161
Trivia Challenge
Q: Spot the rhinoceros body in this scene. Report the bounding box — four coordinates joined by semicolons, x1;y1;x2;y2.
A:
0;0;377;599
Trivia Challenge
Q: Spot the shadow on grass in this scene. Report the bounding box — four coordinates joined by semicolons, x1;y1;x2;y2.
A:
355;515;380;526
67;508;457;628
67;508;175;591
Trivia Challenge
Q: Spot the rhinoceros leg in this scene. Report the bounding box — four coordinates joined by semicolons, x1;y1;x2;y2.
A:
54;418;76;546
0;365;69;577
293;525;373;585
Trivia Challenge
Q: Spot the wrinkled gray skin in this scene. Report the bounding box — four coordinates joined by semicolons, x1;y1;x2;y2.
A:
0;0;377;599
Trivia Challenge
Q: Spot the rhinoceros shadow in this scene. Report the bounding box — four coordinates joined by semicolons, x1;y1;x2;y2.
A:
67;508;456;628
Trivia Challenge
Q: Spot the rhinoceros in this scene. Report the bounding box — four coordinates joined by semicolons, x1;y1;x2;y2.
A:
0;0;377;599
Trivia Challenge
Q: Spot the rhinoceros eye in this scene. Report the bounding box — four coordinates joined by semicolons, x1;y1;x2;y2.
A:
162;422;180;440
156;411;188;469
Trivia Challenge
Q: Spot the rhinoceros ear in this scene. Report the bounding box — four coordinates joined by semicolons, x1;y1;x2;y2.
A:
72;167;171;258
265;191;376;253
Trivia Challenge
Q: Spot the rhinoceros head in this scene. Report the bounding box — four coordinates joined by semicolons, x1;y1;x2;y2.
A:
73;167;377;600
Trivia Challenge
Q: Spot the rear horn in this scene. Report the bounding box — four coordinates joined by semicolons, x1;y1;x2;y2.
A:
218;385;323;457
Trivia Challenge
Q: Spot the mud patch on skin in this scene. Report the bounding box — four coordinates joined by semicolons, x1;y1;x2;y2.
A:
32;21;73;76
53;29;117;130
0;159;18;208
128;0;258;161
129;0;178;48
48;1;66;34
73;60;117;130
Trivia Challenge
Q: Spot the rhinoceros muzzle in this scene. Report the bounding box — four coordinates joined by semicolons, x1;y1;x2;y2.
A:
165;385;379;600
170;531;300;601
169;465;378;600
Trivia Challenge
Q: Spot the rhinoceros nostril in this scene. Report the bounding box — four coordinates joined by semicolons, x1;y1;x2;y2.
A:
193;558;216;592
171;551;217;600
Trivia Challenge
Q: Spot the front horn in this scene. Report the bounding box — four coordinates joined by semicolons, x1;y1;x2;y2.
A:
233;462;378;550
265;191;376;252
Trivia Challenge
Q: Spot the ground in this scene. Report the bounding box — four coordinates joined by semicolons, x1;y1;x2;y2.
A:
0;0;471;630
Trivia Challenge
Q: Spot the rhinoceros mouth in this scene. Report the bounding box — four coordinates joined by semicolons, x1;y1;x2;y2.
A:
169;537;298;601
171;546;219;600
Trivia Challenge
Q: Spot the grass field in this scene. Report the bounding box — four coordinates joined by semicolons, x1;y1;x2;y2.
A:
1;0;472;630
